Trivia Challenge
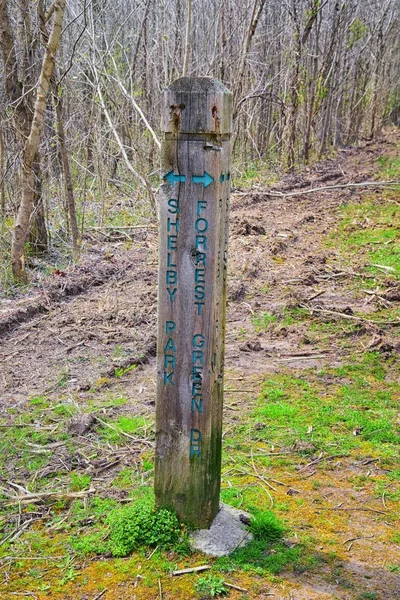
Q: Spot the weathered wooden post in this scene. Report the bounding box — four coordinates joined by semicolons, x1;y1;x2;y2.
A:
155;77;232;528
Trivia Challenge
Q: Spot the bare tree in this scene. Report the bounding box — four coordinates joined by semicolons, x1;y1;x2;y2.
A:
0;0;399;280
3;0;66;280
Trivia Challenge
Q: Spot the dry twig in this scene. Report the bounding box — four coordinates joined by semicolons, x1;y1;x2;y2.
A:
92;589;107;600
172;565;211;576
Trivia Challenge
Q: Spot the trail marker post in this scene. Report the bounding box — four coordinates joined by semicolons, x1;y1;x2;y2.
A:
155;77;232;529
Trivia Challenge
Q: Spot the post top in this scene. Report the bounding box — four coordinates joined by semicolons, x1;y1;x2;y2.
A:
162;77;233;135
166;77;232;96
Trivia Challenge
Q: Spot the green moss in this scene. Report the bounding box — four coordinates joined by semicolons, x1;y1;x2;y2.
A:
246;353;400;459
70;531;109;557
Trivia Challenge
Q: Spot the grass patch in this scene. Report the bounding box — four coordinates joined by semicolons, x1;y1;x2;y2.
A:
249;353;399;457
333;196;400;279
376;154;400;180
217;539;302;576
248;508;286;541
98;415;152;443
69;473;92;491
251;311;276;330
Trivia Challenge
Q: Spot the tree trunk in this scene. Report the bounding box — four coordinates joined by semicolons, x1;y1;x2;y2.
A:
284;0;320;170
28;155;48;254
53;85;80;255
0;126;5;216
11;0;66;281
234;0;267;113
182;0;192;76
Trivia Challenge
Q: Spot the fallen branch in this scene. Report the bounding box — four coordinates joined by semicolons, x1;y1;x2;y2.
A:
237;180;400;198
300;304;399;326
0;519;33;547
87;225;157;230
344;534;375;544
307;289;326;301
275;354;328;362
93;590;108;600
172;565;211;576
225;582;249;592
0;486;96;507
158;578;162;600
0;555;63;563
367;263;396;273
224;389;257;393
231;531;251;552
319;506;385;515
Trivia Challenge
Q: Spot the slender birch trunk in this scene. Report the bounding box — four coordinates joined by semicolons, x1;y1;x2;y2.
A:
11;0;66;281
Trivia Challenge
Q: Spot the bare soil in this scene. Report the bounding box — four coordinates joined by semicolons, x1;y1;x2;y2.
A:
0;131;399;599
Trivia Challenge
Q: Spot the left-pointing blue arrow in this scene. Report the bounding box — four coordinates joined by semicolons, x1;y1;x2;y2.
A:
192;172;214;188
163;171;186;184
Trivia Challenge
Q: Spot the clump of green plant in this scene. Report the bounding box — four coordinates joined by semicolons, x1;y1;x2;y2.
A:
70;531;109;557
114;363;137;378
387;564;400;573
251;311;276;330
69;472;92;492
249;509;286;542
106;499;182;557
216;510;293;576
195;574;228;598
356;592;378;600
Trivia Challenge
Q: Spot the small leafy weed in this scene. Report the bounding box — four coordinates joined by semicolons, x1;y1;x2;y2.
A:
195;574;228;598
106;500;183;557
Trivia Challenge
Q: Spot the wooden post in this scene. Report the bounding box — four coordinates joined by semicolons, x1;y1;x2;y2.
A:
155;77;232;529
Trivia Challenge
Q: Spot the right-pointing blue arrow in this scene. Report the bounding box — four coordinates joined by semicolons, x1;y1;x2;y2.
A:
192;172;214;188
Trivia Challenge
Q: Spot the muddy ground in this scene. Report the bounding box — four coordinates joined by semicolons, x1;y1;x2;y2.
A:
0;131;399;599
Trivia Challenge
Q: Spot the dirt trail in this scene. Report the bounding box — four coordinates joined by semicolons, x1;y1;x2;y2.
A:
1;132;399;600
1;133;398;409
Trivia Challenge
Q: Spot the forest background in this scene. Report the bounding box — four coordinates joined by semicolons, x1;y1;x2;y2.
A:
0;0;399;283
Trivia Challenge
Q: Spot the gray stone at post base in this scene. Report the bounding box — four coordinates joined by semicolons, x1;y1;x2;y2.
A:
189;503;253;557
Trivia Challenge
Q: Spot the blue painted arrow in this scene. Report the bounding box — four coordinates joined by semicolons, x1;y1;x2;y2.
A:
163;171;186;184
192;172;214;188
219;172;231;183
